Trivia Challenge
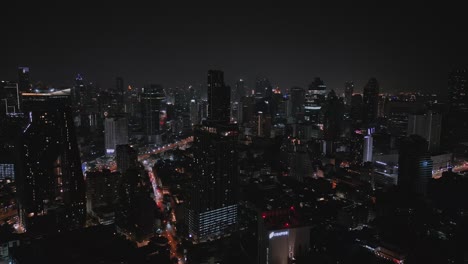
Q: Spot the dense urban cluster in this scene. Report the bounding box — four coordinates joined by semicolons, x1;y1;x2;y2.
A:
0;66;467;263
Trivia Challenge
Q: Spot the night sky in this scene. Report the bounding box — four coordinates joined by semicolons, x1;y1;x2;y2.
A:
1;2;467;95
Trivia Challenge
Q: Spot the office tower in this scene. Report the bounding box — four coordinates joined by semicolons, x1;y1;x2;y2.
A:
187;71;238;242
443;68;468;148
19;89;85;233
141;84;165;144
351;94;363;124
207;70;230;123
190;99;199;125
362;78;380;126
363;134;373;162
235;79;246;102
72;74;86;107
344;81;354;106
240;96;255;125
448;68;468;113
407;111;442;153
304;77;327;124
17;66;30;92
0;81;20;114
256;77;273;98
289;87;305;120
116;144;138;174
104;116;128;155
85;169;121;215
398;135;433;197
0;116;25;181
116;77;124;113
188;122;239;242
322;90;344;140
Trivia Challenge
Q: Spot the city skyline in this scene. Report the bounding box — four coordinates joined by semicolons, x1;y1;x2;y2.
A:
2;3;467;94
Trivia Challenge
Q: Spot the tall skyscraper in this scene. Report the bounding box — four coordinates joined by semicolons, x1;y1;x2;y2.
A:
234;79;246;102
289;87;305;120
255;77;273;98
448;68;468;113
19;89;86;233
207;70;230;123
17;66;30;92
116;77;125;113
398;135;433;197
363;134;373;162
188;122;239;242
322;90;344;140
407;111;442;153
443;68;468;148
362;78;379;126
0;81;20;114
187;70;238;242
116;144;138;174
104;116;128;154
304;78;327;124
141;84;165;144
344;81;354;106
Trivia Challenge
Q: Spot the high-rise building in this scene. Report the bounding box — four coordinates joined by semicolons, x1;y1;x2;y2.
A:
104;116;128;155
351;94;363;125
19;89;86;233
235;79;246;102
116;144;138;174
187;71;238;242
289;87;305;121
322;90;344;140
304;78;327;124
190;99;199;125
187;122;239;242
255;78;273;98
398;135;433;197
17;66;30;92
443;68;468;148
407;111;442;153
344;81;354;106
363;134;373;162
362;78;379;126
0;81;20;114
141;84;165;144
116;77;125;113
448;68;468;113
207;70;230;123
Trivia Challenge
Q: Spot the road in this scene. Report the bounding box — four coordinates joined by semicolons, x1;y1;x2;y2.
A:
432;161;468;179
140;137;193;264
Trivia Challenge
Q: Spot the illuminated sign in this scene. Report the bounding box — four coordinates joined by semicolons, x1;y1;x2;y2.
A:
269;230;289;239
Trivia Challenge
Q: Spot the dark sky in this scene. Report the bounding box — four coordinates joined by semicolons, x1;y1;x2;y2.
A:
1;2;467;95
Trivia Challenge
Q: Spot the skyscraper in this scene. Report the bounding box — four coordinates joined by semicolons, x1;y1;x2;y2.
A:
344;81;354;106
407;111;442;153
19;89;86;233
289;87;305;121
116;77;125;113
116;144;138;174
398;135;433;197
188;122;239;242
304;78;327;124
448;68;468;113
18;66;30;92
207;70;230;123
141;84;165;144
363;134;373;162
255;77;273;98
362;78;379;126
322;90;344;140
0;81;20;114
234;79;246;102
104;116;129;155
187;70;238;242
